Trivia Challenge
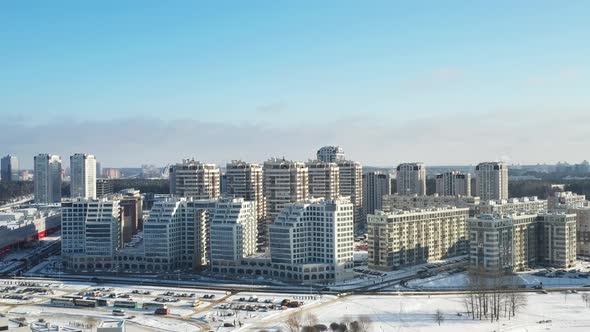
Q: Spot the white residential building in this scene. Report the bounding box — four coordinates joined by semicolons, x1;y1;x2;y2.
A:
306;160;340;199
362;171;391;217
263;158;308;220
169;159;220;199
316;146;345;163
210;198;257;265
34;154;62;204
268;198;355;283
396;163;426;196
475;162;509;201
367;207;470;270
143;198;217;271
61;198;122;270
548;191;587;211
225;161;265;245
336;159;363;229
435;171;471;196
70;153;97;199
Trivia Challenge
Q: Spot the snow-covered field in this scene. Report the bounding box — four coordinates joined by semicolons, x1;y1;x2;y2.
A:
249;292;590;332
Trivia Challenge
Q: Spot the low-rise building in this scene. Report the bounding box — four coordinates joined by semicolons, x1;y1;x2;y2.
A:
381;194;479;212
476;196;547;215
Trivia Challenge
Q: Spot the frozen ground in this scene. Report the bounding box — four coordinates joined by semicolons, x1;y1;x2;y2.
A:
248;292;590;332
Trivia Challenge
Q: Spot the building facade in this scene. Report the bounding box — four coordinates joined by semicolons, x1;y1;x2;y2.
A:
476;197;548;215
307;160;340;199
362;171;391;217
336;160;363;230
316;146;345;163
548;191;587;211
262;158;308;220
61;198;122;270
96;179;114;198
225;161;265;245
396;163;426;196
169;159;220;199
367;207;470;271
34;154;62;204
475;162;509;201
569;207;590;256
469;213;576;273
1;155;19;182
209;198;257;266
70;153;97;199
381;194;480;212
435;171;471;196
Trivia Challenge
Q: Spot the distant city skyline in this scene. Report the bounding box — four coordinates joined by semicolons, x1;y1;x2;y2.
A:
2;1;590;167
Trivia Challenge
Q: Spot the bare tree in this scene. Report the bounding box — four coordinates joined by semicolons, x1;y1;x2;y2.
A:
353;316;372;332
582;293;590;308
285;310;303;332
303;312;319;328
434;309;445;326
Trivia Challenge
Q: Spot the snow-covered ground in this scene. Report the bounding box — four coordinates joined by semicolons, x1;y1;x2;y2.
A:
248;293;590;332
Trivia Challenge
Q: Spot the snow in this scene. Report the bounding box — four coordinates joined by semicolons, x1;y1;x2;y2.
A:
248;293;590;332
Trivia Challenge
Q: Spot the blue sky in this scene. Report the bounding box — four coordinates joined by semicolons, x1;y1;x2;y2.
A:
1;1;589;167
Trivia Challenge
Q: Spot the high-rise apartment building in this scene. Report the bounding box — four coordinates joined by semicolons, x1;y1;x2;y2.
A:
225;160;265;227
569;207;590;256
210;198;257;266
34;154;62;204
262;158;308;220
70;153;97;199
336;160;363;230
382;194;479;212
316;146;345;163
306;160;340;199
119;189;143;243
396;163;426;196
475;162;509;201
536;213;577;268
367;207;469;270
169;159;220;199
1;155;19;182
269;198;354;282
362;171;391;217
435;171;471;196
61;198;122;270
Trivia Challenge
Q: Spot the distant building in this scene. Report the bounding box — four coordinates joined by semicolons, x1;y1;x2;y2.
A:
368;207;470;271
70;153;97;199
548;191;587;211
475;162;508;201
34;154;62;204
476;197;547;215
336;159;363;230
96;179;114;198
169;159;220;199
102;168;121;179
382;194;479;212
1;155;19;181
316;146;345;163
96;162;102;179
119;189;143;243
435;171;471;196
307;160;340;199
263;158;308;220
362;171;391;217
396;163;426;196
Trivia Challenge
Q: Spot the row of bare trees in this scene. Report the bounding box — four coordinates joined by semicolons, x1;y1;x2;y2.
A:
463;272;527;322
280;310;372;332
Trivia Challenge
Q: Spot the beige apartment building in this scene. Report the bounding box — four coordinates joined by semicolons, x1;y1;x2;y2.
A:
263;158;308;220
306;160;340;199
169;159;220;199
367;207;469;271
